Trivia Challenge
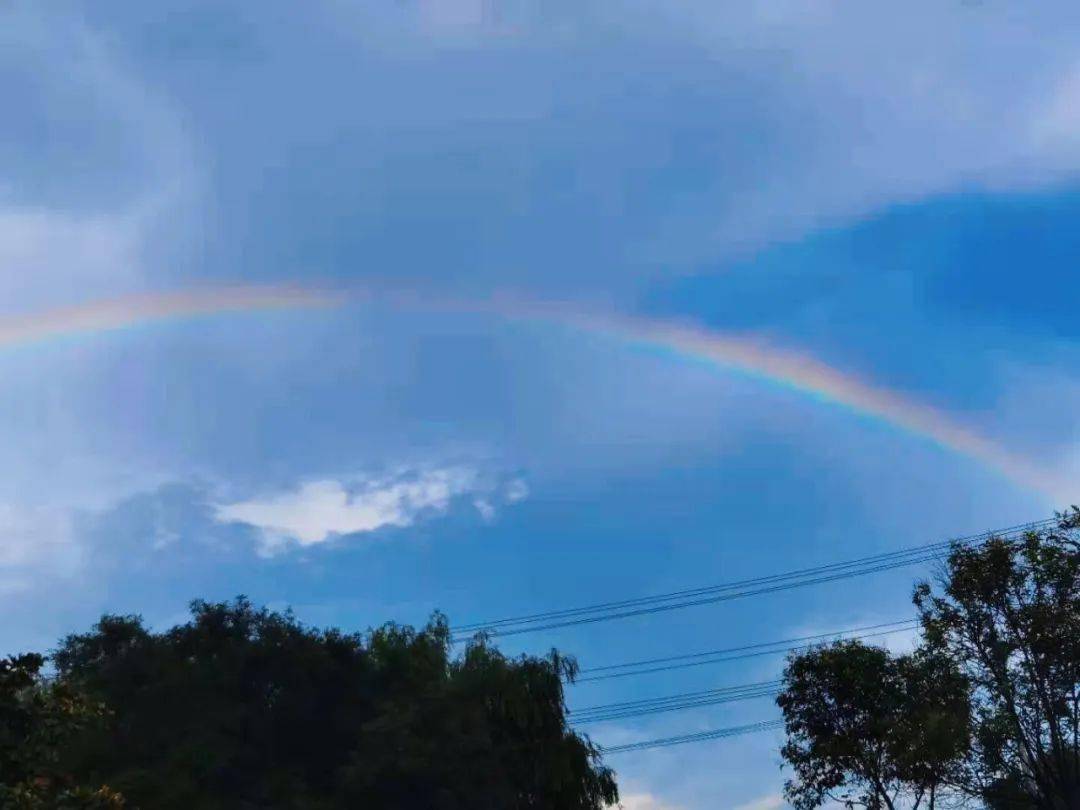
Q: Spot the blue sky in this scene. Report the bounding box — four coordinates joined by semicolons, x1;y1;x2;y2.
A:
3;1;1080;807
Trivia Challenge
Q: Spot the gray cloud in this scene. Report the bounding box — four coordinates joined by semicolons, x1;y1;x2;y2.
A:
4;0;1071;303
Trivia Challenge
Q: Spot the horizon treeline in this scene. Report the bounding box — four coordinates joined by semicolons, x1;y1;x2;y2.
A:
2;509;1078;809
1;600;616;809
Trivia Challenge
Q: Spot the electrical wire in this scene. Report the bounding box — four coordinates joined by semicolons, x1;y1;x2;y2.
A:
452;519;1050;639
575;618;920;682
570;680;781;724
572;678;782;714
600;719;785;754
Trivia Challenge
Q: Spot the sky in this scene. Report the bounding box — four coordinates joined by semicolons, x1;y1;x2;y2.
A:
3;0;1080;807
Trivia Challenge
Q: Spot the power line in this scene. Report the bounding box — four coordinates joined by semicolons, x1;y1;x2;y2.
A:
575;618;919;682
579;617;914;674
600;719;785;754
459;555;935;640
582;516;1062;760
570;620;919;721
573;678;781;714
570;680;781;724
452;519;1051;639
575;689;778;724
453;545;944;634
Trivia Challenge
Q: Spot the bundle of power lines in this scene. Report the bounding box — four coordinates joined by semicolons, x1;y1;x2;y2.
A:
601;720;787;755
451;519;1052;640
576;618;918;682
452;517;1057;755
569;678;781;724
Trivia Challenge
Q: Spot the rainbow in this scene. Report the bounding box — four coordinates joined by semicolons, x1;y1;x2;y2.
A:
0;285;1067;503
0;287;341;349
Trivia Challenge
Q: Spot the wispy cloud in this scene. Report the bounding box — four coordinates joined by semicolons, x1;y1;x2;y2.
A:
0;207;142;309
733;794;786;810
0;1;195;309
0;502;83;593
214;466;527;555
616;792;683;810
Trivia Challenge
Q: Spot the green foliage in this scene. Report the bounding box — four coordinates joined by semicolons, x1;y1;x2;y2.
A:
890;648;971;802
914;508;1080;809
778;508;1080;810
0;653;124;809
51;597;617;810
777;640;968;810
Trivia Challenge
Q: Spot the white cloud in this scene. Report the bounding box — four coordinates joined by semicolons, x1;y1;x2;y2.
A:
0;207;142;308
472;498;496;522
1030;60;1080;164
0;463;184;605
214;466;527;555
733;794;786;810
0;503;82;584
417;0;489;33
616;792;682;810
636;1;1080;257
504;478;529;503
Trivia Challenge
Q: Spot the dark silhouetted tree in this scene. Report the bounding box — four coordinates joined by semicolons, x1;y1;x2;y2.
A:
914;508;1080;809
0;653;125;809
51;597;617;810
777;640;968;809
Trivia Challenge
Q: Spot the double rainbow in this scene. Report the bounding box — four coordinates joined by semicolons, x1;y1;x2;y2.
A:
0;285;1066;503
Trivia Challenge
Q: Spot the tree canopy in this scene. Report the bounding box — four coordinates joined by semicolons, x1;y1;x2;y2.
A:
779;509;1080;810
45;598;617;810
915;509;1080;808
0;653;125;808
777;640;968;809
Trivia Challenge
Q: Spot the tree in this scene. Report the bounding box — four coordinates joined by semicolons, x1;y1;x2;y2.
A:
51;597;617;810
777;640;969;809
338;631;616;809
891;648;972;807
0;653;125;809
914;508;1080;809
